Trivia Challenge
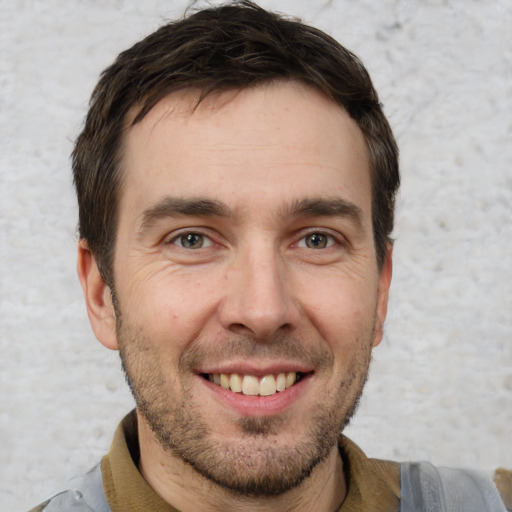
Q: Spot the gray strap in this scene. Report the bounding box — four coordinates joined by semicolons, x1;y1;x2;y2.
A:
400;462;507;512
43;463;111;512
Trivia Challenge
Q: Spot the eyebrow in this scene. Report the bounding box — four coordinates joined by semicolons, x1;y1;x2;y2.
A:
138;197;230;233
283;198;365;230
137;195;365;234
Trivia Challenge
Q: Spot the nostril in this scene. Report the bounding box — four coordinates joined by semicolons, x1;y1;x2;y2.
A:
228;321;293;340
229;323;253;335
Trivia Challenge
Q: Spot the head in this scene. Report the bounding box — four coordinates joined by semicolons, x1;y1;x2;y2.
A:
75;0;399;500
73;0;399;288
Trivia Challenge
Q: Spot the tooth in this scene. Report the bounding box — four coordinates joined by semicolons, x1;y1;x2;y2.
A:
276;373;286;392
211;371;298;394
220;374;230;390
285;372;296;388
259;375;277;396
242;375;260;396
230;373;242;393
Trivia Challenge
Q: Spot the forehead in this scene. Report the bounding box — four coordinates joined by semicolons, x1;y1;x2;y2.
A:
120;81;372;223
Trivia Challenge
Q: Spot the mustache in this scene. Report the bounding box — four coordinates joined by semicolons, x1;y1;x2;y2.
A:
179;334;332;372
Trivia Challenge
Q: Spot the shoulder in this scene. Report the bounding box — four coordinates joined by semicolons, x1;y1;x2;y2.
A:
494;468;512;511
27;490;99;512
27;501;50;512
338;436;400;511
401;461;511;512
339;436;511;512
26;462;110;512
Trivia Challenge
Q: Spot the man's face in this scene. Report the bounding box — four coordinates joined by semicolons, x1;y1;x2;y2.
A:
105;82;391;495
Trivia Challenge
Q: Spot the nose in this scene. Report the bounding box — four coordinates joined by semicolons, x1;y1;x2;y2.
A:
218;244;300;340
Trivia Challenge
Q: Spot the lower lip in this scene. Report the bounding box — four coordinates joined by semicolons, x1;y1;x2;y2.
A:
200;374;312;417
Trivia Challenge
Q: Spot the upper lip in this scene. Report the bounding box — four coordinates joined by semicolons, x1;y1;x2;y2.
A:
196;360;314;377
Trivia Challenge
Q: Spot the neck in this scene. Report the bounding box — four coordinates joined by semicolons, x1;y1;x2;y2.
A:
137;415;346;512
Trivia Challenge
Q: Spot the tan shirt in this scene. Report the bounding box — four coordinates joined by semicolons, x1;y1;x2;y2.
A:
32;411;512;511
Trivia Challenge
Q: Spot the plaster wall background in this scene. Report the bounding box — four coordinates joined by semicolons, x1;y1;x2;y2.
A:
1;0;511;509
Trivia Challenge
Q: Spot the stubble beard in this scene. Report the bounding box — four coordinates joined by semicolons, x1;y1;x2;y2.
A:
116;313;373;497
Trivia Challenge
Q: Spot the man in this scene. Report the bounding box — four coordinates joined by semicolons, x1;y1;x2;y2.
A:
31;1;511;511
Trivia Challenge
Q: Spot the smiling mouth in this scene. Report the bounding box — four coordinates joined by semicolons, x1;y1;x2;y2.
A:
202;372;305;397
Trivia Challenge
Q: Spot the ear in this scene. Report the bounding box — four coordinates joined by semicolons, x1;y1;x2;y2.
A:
77;240;119;350
372;243;393;348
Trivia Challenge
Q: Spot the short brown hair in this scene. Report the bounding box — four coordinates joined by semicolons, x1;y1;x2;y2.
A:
73;0;399;285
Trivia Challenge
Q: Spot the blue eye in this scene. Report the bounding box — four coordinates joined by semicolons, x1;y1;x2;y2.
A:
299;232;335;249
173;233;212;249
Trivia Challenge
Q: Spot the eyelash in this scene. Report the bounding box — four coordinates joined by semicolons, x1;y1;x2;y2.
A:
167;231;214;249
165;229;344;251
296;231;339;249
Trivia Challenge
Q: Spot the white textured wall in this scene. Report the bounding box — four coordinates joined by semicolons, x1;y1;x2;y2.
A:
1;0;511;509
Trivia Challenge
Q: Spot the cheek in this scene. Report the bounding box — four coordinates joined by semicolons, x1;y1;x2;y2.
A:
119;265;225;342
296;268;378;346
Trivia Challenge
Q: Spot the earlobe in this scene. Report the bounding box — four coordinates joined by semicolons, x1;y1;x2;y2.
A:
77;240;119;350
372;244;393;348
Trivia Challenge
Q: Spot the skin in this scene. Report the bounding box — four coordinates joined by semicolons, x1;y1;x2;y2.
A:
78;81;392;512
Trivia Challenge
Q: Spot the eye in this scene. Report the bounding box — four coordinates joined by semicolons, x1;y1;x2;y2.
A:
298;232;336;249
172;232;212;249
